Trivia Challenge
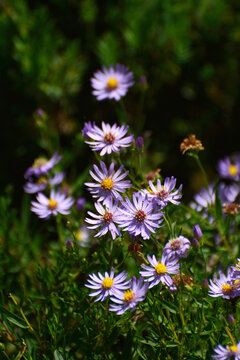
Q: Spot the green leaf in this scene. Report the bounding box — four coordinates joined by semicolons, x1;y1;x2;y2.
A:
54;350;64;360
0;305;28;329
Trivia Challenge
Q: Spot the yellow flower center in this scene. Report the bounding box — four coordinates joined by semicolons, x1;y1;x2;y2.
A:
104;133;115;144
75;231;83;241
135;210;146;222
102;278;114;289
229;345;238;353
123;289;135;302
107;78;118;89
157;189;168;200
37;176;47;184
155;263;167;275
101;178;114;191
234;280;240;285
103;212;113;223
222;283;233;294
48;199;58;210
229;164;237;176
32;158;47;168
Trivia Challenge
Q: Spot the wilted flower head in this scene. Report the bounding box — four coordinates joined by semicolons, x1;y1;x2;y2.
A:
164;236;191;259
180;134;204;155
223;203;240;215
25;152;62;180
91;64;134;101
217;156;240;181
85;122;134;156
212;342;240;359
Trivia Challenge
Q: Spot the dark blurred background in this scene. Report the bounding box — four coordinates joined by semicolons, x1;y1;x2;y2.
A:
1;0;240;203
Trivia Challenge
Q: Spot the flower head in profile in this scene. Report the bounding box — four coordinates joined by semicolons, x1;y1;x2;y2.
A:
85;161;131;204
85;122;134;156
109;276;148;315
212;342;240;359
139;254;179;289
146;176;182;208
163;236;191;259
85;268;129;302
85;199;121;239
24;172;64;194
217;156;240;181
180;134;204;155
31;189;74;219
208;269;240;299
24;152;62;180
117;192;163;240
91;64;134;101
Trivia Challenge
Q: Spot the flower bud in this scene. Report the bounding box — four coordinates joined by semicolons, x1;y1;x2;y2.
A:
192;238;199;247
76;197;86;212
202;278;209;288
65;239;73;248
136;137;144;150
227;314;235;324
193;224;203;239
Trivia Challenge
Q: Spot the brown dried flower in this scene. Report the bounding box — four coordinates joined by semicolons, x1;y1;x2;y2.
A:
180;134;204;155
172;273;194;287
223;203;240;215
128;242;143;255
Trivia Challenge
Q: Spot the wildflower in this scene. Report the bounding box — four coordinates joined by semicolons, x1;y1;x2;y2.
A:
82;121;95;138
231;258;240;278
75;198;86;212
109;276;148;315
31;190;74;219
65;239;73;248
74;226;94;248
191;183;215;211
85;161;131;204
85;199;121;239
139;254;179;288
163;236;191;259
193;224;203;239
91;64;134;101
117;192;163;240
220;183;240;204
223;203;240;215
135;137;144;150
180;134;204;154
212;342;240;359
24;152;62;180
172;273;194;288
85;268;129;302
146;176;182;208
85;122;133;156
24;172;64;194
217;156;240;180
192;238;199;247
227;314;235;325
208;269;240;299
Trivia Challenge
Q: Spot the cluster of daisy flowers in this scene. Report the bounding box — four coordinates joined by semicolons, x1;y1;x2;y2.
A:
24;152;74;219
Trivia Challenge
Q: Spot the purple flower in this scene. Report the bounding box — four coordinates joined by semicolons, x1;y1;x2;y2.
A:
31;189;74;219
24;152;62;179
85;161;131;204
220;183;240;204
212;342;240;359
75;198;86;212
193;224;203;239
208;269;240;299
139;254;179;289
85;268;129;302
163;236;191;259
109;276;148;315
24;172;64;194
74;226;96;248
117;192;163;240
85;122;134;156
217;156;240;180
191;183;215;211
91;64;134;101
135;137;144;150
146;177;182;208
82;121;95;138
85;199;121;239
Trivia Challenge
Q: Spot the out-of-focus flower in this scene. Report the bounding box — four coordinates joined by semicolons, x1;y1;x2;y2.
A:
117;192;163;240
180;134;204;155
75;198;86;212
144;169;161;182
135;137;144;150
212;342;240;359
223;203;240;215
85;199;121;239
145;177;182;208
85;268;129;302
109;276;148;315
139;254;179;288
208;269;240;299
65;239;73;248
85;161;131;204
82;121;95;138
35;108;45;118
24;172;64;194
191;183;215;211
217;157;240;180
193;224;203;239
31;190;74;219
164;236;191;259
84;122;133;156
192;238;199;247
91;64;134;101
74;226;93;248
220;183;240;204
227;314;235;325
25;152;62;180
139;75;148;86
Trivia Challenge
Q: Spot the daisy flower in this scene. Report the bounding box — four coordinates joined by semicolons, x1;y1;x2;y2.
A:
85;199;121;239
91;64;134;101
191;183;216;211
31;189;74;219
24;172;64;194
217;156;240;181
163;236;191;259
146;177;182;208
117;192;163;240
24;152;62;179
109;276;148;315
85;268;129;302
139;254;179;289
208;269;240;299
212;342;240;359
85;122;134;156
85;161;131;204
